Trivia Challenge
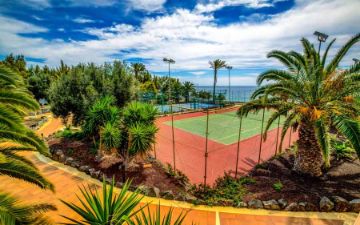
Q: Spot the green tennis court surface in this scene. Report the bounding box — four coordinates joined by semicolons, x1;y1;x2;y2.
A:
164;110;282;145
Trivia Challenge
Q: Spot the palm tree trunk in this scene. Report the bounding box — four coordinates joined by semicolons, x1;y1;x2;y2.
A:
212;69;217;103
293;120;323;177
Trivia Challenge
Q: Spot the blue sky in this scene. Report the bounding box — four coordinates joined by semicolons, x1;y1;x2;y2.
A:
0;0;359;85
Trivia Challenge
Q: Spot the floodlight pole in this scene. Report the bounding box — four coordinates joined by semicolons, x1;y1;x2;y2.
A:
226;66;232;102
314;31;328;55
204;108;210;188
235;107;243;178
163;58;176;170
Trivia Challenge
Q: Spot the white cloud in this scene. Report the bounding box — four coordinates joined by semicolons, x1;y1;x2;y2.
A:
195;0;274;13
73;17;96;24
19;0;51;8
58;28;65;32
0;0;359;86
190;71;206;75
126;0;166;12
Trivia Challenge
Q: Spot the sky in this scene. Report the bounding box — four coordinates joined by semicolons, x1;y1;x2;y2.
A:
0;0;359;86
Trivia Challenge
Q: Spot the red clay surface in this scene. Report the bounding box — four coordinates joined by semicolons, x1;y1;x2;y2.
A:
154;108;298;185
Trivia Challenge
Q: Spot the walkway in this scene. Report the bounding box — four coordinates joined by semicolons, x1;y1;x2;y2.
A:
0;115;357;224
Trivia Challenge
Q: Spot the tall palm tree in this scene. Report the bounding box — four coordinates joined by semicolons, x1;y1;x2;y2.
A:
209;59;227;103
0;65;55;223
131;63;146;82
182;81;195;102
238;34;360;177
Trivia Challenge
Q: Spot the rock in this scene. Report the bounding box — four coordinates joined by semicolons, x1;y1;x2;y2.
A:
153;187;160;198
58;154;66;163
236;201;248;208
70;161;80;168
248;199;264;209
263;200;280;210
55;149;64;157
161;190;175;200
65;157;74;165
252;168;271;177
285;203;299;211
332;196;349;212
278;199;288;209
305;203;318;211
349;199;360;212
105;177;113;184
89;169;100;178
320;196;334;212
137;185;152;196
298;202;307;211
116;182;123;188
79;165;90;173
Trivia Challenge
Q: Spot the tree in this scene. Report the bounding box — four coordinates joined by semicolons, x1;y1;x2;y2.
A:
0;65;55;223
131;63;146;81
28;71;51;100
238;34;360;177
48;65;99;125
182;81;195;102
209;59;227;103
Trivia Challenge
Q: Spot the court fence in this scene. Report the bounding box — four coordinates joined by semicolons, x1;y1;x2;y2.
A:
152;105;298;187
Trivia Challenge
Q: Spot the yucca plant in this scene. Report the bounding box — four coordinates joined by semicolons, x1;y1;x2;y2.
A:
0;192;56;225
61;178;145;224
238;34;360;177
130;204;190;225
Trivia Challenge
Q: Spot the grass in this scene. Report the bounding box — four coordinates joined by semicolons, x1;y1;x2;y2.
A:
165;110;283;145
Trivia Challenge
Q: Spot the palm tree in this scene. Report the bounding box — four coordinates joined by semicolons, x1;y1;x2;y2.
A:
0;65;56;223
238;34;360;177
209;59;227;103
131;63;146;82
182;81;195;102
0;193;56;225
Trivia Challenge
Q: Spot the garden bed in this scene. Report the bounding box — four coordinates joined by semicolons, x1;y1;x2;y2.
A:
47;135;194;201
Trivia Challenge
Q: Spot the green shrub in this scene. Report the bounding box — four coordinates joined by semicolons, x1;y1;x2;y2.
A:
193;173;253;206
331;136;355;160
272;181;283;192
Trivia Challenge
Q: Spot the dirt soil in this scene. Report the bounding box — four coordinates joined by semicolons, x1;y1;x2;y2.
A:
242;153;360;208
48;137;186;195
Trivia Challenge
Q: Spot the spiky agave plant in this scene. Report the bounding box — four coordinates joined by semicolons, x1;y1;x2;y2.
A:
61;178;145;224
130;204;191;225
238;34;360;177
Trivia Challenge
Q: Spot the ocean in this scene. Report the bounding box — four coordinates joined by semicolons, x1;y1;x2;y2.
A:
195;86;257;102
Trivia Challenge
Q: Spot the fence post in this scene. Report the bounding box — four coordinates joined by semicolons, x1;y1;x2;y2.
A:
288;127;292;148
235;108;243;178
275;117;280;155
204;108;210;188
153;142;157;159
170;103;176;170
258;108;266;164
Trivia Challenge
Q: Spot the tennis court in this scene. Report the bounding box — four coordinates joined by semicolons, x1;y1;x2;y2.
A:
165;109;282;145
154;106;298;185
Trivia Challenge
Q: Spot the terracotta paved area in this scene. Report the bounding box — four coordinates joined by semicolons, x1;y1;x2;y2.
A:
0;114;357;224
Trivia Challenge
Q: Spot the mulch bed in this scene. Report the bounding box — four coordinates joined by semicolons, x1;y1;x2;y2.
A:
242;153;360;206
47;137;186;195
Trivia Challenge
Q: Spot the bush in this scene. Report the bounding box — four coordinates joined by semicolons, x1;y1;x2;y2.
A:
193;173;254;206
331;136;355;160
272;181;283;192
55;128;84;139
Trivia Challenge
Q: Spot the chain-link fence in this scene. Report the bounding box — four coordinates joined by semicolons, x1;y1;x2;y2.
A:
153;105;298;186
